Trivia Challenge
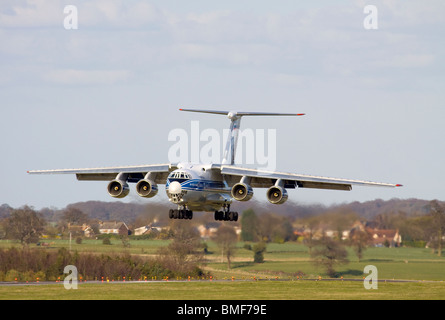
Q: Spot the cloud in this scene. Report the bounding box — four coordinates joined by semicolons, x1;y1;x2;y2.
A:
0;0;63;28
0;0;163;28
373;54;435;69
43;69;131;85
1;0;444;86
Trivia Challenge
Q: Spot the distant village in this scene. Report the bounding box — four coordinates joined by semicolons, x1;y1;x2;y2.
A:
67;219;402;248
2;198;441;249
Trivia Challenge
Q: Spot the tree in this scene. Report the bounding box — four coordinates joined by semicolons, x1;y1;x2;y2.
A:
323;209;358;241
158;221;204;276
429;200;445;257
349;228;370;262
311;236;349;278
257;213;294;243
240;209;259;242
62;207;88;225
6;206;45;246
213;225;238;269
301;215;322;255
252;242;267;263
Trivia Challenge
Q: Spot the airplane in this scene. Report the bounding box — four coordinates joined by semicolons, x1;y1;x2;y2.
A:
28;109;402;222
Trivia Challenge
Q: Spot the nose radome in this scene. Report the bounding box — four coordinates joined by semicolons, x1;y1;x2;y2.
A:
169;181;182;194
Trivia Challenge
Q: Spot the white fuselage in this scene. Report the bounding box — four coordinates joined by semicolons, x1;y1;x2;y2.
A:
165;162;232;212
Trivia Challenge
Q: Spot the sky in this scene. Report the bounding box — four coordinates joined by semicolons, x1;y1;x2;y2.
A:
0;0;444;210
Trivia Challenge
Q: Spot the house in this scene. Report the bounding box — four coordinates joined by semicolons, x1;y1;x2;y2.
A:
368;228;402;247
198;222;220;239
197;223;242;239
134;225;151;236
349;220;402;247
68;223;94;238
134;220;169;236
99;221;129;235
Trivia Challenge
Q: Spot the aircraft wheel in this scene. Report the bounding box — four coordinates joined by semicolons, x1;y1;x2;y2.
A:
229;212;238;222
214;211;238;221
214;211;222;221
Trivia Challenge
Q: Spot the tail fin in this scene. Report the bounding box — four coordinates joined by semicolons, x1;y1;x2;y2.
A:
179;108;304;165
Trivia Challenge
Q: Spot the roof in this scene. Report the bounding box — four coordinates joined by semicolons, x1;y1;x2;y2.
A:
99;221;128;230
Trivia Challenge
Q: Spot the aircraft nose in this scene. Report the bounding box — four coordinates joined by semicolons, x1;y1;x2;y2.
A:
169;181;182;194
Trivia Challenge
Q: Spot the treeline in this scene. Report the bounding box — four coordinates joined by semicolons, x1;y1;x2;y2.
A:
0;198;443;247
0;198;434;226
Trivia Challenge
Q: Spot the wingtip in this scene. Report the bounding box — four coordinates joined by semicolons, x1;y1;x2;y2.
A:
395;184;403;187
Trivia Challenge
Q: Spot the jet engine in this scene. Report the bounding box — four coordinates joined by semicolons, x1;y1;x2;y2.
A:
107;180;129;198
231;183;253;201
266;186;288;204
136;179;158;198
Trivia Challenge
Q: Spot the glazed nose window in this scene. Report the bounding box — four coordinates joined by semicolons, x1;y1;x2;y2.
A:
168;171;191;183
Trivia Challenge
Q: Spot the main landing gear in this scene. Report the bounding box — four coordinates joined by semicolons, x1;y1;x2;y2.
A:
214;210;238;221
214;204;238;222
169;208;193;220
168;205;238;222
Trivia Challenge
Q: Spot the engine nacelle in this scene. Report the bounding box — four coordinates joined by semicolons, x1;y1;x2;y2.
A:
107;180;130;198
231;183;253;201
136;179;158;198
266;186;288;204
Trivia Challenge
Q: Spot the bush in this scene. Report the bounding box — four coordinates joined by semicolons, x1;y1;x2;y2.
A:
5;269;20;282
0;247;204;282
253;242;267;263
403;240;427;248
34;271;46;282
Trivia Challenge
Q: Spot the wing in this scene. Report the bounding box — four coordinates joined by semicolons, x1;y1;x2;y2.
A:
220;165;402;191
27;163;174;184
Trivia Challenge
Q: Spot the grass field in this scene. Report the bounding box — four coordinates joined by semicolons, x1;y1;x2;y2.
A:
1;280;444;300
1;239;445;299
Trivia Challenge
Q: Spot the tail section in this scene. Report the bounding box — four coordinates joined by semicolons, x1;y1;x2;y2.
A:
179;108;304;165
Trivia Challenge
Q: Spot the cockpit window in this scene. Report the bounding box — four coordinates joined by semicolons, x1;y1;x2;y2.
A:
168;171;191;181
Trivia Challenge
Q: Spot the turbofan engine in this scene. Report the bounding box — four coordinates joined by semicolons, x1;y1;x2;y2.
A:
136;179;158;198
107;180;129;198
266;186;288;204
231;183;253;201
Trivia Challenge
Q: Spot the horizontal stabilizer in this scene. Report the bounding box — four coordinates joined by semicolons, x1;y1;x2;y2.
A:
179;108;304;117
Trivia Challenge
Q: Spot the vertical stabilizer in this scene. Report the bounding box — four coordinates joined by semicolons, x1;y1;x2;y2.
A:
179;108;304;165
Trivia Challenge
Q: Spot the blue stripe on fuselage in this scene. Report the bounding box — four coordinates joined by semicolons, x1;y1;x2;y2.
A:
167;178;227;192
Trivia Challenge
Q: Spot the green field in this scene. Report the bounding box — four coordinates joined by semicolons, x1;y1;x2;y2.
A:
1;239;445;299
1;280;444;300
